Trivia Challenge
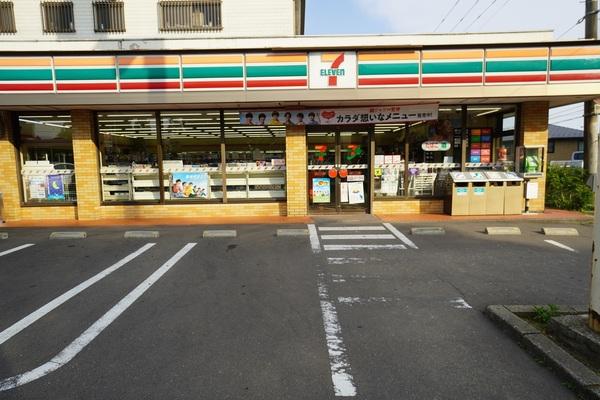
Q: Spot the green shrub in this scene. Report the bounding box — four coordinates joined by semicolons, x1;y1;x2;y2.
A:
545;166;594;211
532;304;559;325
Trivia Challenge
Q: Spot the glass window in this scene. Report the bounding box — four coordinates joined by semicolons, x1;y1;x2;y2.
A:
467;105;517;170
161;111;223;201
373;124;405;198
97;112;159;202
224;111;286;200
18;114;76;203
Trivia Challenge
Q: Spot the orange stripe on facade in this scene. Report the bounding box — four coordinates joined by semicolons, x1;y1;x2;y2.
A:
246;54;307;63
320;53;345;62
118;55;180;66
551;46;600;57
0;57;51;67
486;48;549;58
182;54;243;65
358;51;419;61
422;50;483;60
54;57;116;67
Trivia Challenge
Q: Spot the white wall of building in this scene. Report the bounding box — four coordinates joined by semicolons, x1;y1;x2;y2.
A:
5;0;295;41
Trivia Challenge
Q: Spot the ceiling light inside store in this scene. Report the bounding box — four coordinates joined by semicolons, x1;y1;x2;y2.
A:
475;108;503;117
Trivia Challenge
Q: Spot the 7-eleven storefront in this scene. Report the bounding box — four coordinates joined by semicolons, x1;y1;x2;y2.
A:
0;38;598;222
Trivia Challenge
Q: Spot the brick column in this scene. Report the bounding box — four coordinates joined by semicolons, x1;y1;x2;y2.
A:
0;111;22;221
285;125;308;216
519;101;549;212
71;110;101;220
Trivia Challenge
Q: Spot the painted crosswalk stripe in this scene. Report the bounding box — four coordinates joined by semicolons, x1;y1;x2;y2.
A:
317;272;357;397
0;243;156;346
321;234;396;240
318;226;386;231
0;244;35;258
308;224;321;253
0;243;196;392
324;244;406;251
383;223;418;249
544;240;576;252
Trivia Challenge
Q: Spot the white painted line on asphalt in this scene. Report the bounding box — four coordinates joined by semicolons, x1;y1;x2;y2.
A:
327;257;367;265
308;224;321;253
317;272;357;397
318;226;386;231
450;298;472;309
324;244;406;251
0;243;156;346
337;297;393;305
321;234;396;240
382;223;418;249
544;239;576;252
0;243;196;392
0;244;35;258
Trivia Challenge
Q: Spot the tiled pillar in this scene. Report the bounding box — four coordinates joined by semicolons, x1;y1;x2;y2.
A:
0;111;22;221
71;110;101;220
285;125;308;216
519;101;549;212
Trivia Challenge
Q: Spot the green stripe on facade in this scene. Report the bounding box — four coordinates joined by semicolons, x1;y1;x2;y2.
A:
422;61;483;74
118;67;180;80
551;58;600;71
55;68;116;81
246;65;307;78
486;60;547;73
183;66;243;79
358;63;419;76
0;69;52;81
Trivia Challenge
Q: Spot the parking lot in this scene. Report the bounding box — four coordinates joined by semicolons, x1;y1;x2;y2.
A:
0;219;592;399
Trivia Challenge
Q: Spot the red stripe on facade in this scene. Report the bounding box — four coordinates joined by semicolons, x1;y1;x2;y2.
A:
120;82;181;90
358;77;419;85
422;76;483;84
0;83;54;91
246;79;307;88
57;83;117;91
485;75;546;83
550;73;600;81
183;81;244;89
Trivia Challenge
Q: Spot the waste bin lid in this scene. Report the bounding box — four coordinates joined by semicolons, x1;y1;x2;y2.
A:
483;171;523;181
449;171;488;182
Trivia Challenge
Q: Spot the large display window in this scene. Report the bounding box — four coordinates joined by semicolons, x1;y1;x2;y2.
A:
18;114;76;204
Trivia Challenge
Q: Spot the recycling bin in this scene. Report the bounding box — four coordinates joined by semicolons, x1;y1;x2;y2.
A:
504;179;524;215
485;181;505;215
469;181;487;215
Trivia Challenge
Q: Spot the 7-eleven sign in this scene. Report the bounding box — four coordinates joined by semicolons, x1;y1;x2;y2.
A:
309;51;357;89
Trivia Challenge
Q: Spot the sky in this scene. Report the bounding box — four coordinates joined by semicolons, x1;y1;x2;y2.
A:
305;0;592;130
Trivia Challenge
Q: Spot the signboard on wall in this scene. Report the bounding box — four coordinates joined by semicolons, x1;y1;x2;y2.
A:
309;52;357;89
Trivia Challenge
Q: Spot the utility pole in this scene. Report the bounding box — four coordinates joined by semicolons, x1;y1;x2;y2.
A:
587;0;600;333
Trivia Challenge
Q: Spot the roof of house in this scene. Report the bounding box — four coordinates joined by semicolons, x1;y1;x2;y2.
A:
549;124;583;139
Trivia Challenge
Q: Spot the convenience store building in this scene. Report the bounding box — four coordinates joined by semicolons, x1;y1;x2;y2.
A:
0;4;599;222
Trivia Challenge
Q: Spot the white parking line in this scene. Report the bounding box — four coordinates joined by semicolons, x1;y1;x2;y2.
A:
321;234;395;240
318;226;386;231
382;223;418;249
0;244;35;258
0;243;156;346
0;243;196;392
327;257;367;265
544;239;576;252
324;244;406;251
450;298;473;309
317;273;357;397
308;224;321;253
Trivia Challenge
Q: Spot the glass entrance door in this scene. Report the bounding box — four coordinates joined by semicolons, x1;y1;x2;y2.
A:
307;128;370;213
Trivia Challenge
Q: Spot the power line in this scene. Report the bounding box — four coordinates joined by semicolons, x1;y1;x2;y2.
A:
557;8;600;39
551;115;584;125
434;0;462;32
477;0;511;30
450;0;481;32
464;0;498;31
550;107;585;118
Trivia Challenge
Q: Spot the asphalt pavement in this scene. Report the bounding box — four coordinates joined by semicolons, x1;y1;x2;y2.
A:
0;219;592;399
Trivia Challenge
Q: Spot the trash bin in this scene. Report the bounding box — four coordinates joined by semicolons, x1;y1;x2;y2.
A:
467;172;488;216
446;172;487;215
484;171;506;215
503;172;524;215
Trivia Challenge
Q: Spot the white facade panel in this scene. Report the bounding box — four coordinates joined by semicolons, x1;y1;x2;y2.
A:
4;0;295;42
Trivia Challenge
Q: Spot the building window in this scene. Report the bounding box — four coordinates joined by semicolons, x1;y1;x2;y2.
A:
577;140;584;152
93;0;125;32
158;0;222;32
18;114;76;204
548;140;555;153
0;2;16;34
41;1;75;33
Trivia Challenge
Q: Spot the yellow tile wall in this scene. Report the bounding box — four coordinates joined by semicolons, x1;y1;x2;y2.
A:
99;202;286;219
285;126;308;216
372;199;444;214
0;111;21;221
519;101;549;212
72;110;101;220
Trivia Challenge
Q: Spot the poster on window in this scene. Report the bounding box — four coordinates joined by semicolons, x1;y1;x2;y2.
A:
348;182;365;204
312;178;331;203
171;172;209;199
340;182;349;203
29;176;46;199
47;174;65;200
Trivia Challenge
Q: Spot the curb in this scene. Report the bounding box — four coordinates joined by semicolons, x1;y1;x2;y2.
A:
410;227;445;235
485;227;521;235
124;231;160;239
542;227;579;236
486;305;600;400
276;228;309;237
0;232;7;240
49;232;87;240
203;230;237;238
